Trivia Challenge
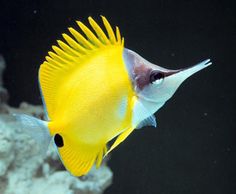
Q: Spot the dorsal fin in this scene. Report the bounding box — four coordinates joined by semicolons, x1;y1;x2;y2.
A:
39;16;124;119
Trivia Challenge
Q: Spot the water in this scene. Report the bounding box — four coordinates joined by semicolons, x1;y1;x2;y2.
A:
0;0;235;194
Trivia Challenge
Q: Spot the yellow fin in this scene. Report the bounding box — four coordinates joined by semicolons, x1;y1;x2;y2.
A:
106;127;135;156
101;16;116;44
39;16;123;119
88;17;110;44
58;135;106;176
95;145;107;168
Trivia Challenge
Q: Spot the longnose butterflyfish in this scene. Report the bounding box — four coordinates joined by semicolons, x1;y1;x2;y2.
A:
15;16;212;176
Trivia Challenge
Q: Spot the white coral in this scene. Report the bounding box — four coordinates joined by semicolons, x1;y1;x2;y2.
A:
0;120;14;177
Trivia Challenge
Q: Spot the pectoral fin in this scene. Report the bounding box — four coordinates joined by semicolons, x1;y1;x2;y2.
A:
136;115;157;129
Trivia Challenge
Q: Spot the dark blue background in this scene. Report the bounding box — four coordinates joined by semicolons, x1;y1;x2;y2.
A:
0;0;235;194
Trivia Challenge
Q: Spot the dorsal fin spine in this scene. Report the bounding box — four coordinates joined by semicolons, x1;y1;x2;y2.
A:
57;40;81;57
52;46;77;62
45;57;65;69
48;51;69;64
62;33;87;54
116;26;121;44
88;17;110;45
101;16;116;44
68;27;94;49
76;21;103;47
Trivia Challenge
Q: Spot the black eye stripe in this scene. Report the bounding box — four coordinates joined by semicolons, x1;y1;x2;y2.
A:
154;73;164;80
150;72;164;83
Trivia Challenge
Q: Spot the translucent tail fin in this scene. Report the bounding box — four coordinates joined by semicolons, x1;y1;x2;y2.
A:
13;114;51;155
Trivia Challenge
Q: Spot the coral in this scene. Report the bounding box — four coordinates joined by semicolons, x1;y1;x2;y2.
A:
0;55;9;113
0;55;113;194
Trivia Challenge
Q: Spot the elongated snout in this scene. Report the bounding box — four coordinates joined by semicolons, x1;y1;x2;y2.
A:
147;59;212;103
170;59;212;84
123;48;212;105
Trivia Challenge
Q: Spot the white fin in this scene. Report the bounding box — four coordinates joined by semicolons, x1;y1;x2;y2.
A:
136;115;157;129
132;99;153;128
13;114;51;155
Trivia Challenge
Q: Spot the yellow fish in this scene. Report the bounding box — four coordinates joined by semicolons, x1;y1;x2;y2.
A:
15;16;212;176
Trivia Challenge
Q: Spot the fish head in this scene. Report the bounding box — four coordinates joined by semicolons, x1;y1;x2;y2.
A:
123;48;212;111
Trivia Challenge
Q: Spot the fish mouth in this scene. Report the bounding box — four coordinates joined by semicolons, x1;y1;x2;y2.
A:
154;59;213;102
168;59;212;82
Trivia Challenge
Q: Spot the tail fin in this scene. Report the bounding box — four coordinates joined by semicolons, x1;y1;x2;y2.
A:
13;114;51;155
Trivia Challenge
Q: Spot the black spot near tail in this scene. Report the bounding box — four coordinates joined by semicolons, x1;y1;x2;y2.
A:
54;134;64;147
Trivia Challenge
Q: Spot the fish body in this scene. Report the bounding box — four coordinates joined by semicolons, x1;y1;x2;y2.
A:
45;45;135;174
48;46;133;143
15;16;212;176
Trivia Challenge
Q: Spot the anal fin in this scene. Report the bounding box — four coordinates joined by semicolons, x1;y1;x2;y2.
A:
95;145;107;168
57;136;106;176
106;127;134;156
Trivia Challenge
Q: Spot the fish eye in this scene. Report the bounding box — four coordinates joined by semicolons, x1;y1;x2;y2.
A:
149;71;164;84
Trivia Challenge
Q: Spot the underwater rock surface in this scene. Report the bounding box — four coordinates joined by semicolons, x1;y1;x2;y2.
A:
0;56;113;194
0;56;8;113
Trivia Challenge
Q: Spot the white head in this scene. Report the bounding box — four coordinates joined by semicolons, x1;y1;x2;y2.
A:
123;48;212;114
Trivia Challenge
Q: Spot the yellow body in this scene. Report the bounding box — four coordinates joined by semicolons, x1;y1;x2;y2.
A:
39;16;136;176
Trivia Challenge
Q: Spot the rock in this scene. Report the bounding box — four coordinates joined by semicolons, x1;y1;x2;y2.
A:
0;120;14;177
0;55;9;112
